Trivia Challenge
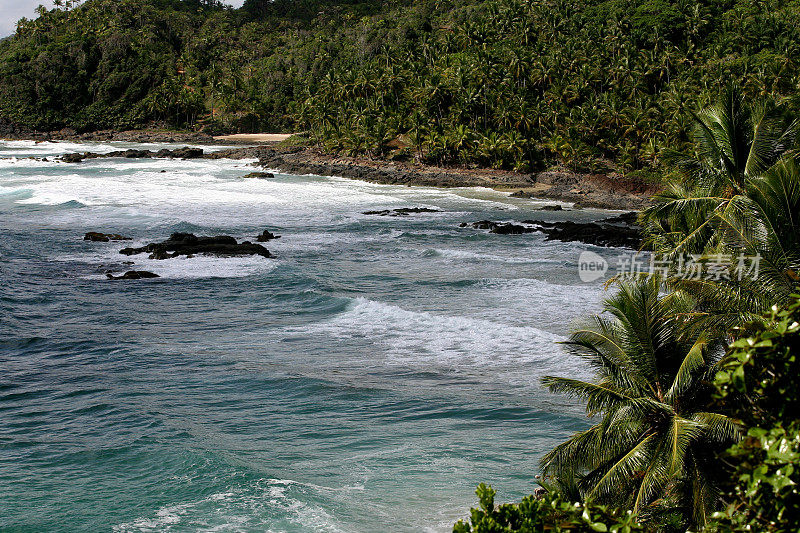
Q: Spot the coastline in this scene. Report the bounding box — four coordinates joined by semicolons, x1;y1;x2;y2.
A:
234;145;657;211
1;130;658;210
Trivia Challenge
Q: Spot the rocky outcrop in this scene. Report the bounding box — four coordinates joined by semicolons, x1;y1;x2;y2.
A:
6;129;658;209
461;220;537;235
120;233;272;260
255;229;280;242
106;271;160;280
59;147;204;163
84;232;132;242
522;219;641;248
208;146;656;210
162;147;204;159
242;171;275;179
209;146;538;189
463;212;642;248
62;153;86;163
110;149;152;158
362;207;440;216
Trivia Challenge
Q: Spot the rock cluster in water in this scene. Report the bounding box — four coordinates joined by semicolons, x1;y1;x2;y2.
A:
119;233;272;260
61;147;204;163
242;171;275;179
463;221;537;235
84;232;132;242
462;212;641;248
106;271;160;280
362;207;440;216
255;229;280;242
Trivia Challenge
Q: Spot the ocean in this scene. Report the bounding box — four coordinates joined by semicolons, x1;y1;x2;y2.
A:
0;140;614;532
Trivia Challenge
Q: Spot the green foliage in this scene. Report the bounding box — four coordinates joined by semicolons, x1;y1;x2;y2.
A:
296;0;800;170
452;93;798;532
640;88;800;335
2;0;800;167
540;278;739;529
454;294;800;533
709;295;800;532
715;296;800;427
453;483;643;533
276;133;313;149
711;425;800;532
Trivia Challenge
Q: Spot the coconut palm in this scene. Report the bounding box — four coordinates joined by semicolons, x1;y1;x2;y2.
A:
540;278;740;529
640;87;799;329
643;86;796;254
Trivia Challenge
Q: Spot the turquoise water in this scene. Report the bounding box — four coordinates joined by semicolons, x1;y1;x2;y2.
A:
0;140;610;532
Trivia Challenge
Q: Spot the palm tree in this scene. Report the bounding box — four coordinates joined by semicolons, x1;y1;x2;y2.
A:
640;87;799;329
540;278;740;529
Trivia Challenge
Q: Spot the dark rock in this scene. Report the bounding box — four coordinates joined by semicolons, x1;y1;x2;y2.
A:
464;220;536;235
471;220;498;230
521;219;641;248
600;211;639;225
509;190;534;198
466;215;641;248
539;204;563;211
256;230;280;242
106;271;160;280
62;153;85;163
105;149;152;158
362;207;440;216
171;147;204;159
84;232;132;242
395;207;439;215
242;171;275;179
120;232;271;260
490;223;535;235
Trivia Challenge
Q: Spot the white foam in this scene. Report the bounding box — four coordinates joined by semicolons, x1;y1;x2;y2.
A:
480;276;606;302
3;160;416;227
324;176;519;210
0;156;63;168
113;479;348;533
0;146;557;229
294;297;565;369
78;253;277;280
433;248;547;264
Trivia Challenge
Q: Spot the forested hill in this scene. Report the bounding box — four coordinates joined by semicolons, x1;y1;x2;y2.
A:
1;0;799;172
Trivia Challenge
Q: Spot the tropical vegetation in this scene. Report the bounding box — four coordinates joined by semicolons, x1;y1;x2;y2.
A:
1;0;799;529
457;91;799;531
2;0;800;173
711;296;800;532
457;293;800;532
640;86;800;334
540;279;737;529
453;482;643;532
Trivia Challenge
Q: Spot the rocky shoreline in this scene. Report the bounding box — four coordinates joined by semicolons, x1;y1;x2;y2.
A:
214;145;657;210
2;129;659;210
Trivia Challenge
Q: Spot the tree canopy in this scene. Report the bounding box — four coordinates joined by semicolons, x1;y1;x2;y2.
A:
2;0;800;172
